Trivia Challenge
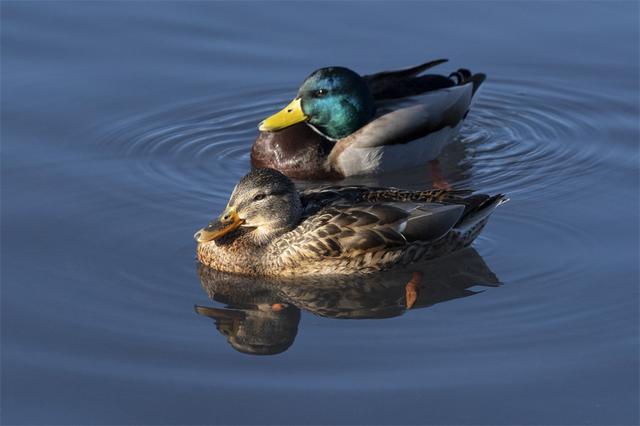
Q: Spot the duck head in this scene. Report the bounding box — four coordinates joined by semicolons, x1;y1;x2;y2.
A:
259;67;376;140
194;168;302;245
195;304;300;356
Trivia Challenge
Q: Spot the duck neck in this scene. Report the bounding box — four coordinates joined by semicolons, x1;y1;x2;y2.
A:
308;102;375;140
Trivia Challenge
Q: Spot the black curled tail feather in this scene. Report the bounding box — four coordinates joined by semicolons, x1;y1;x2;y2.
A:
449;68;486;96
448;68;472;85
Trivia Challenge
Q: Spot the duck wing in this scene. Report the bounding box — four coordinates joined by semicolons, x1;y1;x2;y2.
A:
363;58;454;99
274;201;465;267
364;59;485;100
329;84;473;161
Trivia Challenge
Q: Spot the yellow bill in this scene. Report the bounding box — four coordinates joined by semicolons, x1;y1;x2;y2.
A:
258;97;307;131
194;208;245;243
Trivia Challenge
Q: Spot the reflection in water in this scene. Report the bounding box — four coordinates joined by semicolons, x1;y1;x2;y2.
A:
196;304;300;356
196;247;499;355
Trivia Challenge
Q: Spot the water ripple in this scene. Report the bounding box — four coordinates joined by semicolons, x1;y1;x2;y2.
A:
92;77;635;271
458;78;626;201
97;78;632;204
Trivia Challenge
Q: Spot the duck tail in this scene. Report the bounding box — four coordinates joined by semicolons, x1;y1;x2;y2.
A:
457;193;508;230
449;69;486;96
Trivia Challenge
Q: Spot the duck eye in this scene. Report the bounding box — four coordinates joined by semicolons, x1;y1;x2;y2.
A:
314;89;328;98
253;193;266;201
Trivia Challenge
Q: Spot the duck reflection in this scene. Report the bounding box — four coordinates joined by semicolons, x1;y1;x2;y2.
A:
195;293;300;356
195;247;499;355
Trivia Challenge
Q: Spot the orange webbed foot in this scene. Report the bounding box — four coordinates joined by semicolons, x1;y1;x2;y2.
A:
430;159;451;190
405;271;424;310
271;303;285;312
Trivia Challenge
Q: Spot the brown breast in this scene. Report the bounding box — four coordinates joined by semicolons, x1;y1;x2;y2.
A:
251;123;342;180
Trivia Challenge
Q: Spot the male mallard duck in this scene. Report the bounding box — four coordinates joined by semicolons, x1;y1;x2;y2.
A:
194;168;506;276
251;59;485;180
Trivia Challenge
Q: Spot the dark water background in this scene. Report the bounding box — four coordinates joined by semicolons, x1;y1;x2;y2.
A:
2;2;639;424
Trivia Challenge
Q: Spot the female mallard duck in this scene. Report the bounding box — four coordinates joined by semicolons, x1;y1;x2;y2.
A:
194;168;506;276
251;59;485;180
194;248;498;355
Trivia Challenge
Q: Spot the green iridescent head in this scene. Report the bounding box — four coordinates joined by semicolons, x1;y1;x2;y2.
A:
259;67;376;140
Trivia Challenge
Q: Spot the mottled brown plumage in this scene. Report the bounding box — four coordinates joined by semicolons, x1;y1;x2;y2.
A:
195;169;507;276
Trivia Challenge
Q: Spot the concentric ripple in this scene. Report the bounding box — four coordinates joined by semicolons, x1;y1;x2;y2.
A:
90;77;634;296
93;77;634;293
457;77;633;200
97;77;631;205
97;86;290;186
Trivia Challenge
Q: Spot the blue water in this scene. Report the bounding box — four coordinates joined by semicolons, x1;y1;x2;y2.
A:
1;2;638;424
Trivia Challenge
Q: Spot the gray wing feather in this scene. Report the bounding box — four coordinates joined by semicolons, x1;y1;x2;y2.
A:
402;204;464;242
338;105;432;149
330;84;473;154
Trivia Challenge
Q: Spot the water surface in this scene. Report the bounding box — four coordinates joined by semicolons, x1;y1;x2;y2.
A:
2;2;639;424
